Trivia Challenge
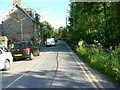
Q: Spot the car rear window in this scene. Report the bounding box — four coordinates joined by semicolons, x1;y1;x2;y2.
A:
13;43;28;48
47;38;55;42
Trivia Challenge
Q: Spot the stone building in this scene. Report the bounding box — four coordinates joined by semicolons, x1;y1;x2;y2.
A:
0;24;5;36
2;0;41;44
0;36;8;48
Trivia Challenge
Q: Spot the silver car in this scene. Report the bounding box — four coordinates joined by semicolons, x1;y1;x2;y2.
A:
46;38;56;46
0;46;13;71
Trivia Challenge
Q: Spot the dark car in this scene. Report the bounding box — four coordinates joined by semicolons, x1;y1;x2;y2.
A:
10;41;40;60
54;38;58;43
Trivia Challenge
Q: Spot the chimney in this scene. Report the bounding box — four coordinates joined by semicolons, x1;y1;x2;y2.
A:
13;0;21;6
35;13;41;22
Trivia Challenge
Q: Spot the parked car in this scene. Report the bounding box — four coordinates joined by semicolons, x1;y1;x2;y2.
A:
46;38;56;46
10;41;40;60
54;38;58;43
0;45;13;71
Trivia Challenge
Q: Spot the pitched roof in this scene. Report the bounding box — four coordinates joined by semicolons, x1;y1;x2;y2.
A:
14;4;40;23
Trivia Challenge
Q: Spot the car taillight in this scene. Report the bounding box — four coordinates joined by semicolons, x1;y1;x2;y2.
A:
9;50;13;53
24;48;30;52
9;49;15;53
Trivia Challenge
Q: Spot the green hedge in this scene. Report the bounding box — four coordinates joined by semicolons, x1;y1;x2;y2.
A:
76;44;120;83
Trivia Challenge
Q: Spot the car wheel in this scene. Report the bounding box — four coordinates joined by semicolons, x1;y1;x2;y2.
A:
29;52;34;60
36;50;40;56
3;60;10;71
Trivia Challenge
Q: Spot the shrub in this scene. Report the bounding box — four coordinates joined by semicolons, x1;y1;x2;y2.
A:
76;41;120;83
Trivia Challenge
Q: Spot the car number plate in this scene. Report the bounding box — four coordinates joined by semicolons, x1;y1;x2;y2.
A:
14;54;22;56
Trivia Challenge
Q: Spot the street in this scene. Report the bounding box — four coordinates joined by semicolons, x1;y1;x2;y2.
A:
1;40;118;89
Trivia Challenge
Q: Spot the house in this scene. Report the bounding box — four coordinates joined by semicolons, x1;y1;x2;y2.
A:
0;36;8;48
0;24;3;36
0;24;5;36
0;24;8;47
2;0;42;45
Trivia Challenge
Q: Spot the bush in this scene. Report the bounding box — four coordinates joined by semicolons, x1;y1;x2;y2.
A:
76;41;120;84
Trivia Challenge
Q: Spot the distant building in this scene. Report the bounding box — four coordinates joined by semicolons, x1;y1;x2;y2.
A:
2;1;42;44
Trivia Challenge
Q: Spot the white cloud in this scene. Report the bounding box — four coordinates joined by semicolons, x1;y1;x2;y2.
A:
62;12;67;16
46;8;53;11
64;5;70;11
42;8;53;14
51;21;66;29
41;16;66;29
64;5;68;9
22;0;69;2
42;11;49;14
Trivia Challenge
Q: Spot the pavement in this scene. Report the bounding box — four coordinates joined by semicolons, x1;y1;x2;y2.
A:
1;40;119;89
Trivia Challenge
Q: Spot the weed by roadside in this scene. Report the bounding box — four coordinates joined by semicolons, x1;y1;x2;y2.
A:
75;41;120;84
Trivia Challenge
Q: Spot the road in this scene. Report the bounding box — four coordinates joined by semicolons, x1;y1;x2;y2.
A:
1;40;119;89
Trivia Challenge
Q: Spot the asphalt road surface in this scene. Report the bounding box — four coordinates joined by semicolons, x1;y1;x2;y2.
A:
0;40;119;89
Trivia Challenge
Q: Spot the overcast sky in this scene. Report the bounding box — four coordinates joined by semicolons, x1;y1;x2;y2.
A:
0;0;70;29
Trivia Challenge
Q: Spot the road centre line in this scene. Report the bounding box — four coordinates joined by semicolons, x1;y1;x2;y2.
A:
4;74;24;89
50;51;59;88
65;42;104;89
4;55;44;89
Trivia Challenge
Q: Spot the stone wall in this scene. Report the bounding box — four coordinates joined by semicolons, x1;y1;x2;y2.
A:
0;36;8;48
3;7;34;41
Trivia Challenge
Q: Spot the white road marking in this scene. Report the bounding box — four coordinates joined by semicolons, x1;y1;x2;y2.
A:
5;74;24;88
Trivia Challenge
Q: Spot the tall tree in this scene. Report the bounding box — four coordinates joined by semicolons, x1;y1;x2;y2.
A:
63;2;120;49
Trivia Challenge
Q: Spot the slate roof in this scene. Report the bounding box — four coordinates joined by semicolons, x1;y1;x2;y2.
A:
14;4;40;23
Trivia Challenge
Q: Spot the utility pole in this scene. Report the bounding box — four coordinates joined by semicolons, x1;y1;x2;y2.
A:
41;24;44;44
66;17;67;27
21;19;23;41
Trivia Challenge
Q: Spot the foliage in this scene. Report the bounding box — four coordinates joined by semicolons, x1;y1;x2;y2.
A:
63;2;120;49
76;41;120;83
63;2;120;84
42;21;54;40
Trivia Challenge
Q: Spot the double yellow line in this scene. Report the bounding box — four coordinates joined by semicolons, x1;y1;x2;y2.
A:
66;42;104;89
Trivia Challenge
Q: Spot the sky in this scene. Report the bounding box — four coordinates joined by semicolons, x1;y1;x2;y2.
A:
0;0;70;29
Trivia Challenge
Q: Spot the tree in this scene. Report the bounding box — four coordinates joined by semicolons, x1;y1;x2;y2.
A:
42;21;54;43
63;2;120;49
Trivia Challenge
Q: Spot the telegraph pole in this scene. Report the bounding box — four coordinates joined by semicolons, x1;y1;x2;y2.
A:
21;19;23;41
66;17;67;27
